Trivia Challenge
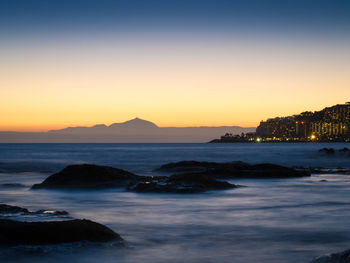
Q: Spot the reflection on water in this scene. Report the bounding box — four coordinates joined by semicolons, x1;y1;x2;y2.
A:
1;143;350;262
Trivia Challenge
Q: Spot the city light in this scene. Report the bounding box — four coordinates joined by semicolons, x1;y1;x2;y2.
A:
256;102;350;142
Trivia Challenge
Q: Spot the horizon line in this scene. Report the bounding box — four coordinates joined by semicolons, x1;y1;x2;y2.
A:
0;117;257;133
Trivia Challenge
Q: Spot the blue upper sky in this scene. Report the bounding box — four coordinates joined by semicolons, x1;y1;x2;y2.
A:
1;0;349;38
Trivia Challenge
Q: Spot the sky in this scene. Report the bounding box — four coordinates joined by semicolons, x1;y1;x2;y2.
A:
1;0;350;131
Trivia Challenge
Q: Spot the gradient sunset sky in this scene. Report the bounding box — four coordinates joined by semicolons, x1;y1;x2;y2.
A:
1;0;350;131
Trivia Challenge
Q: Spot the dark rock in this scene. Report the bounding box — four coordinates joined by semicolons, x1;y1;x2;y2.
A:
311;248;350;262
32;164;139;189
209;139;221;143
0;204;69;217
339;147;350;152
319;148;336;155
168;173;236;190
319;180;328;182
242;163;310;178
155;161;310;179
128;173;237;193
311;168;350;174
31;163;239;193
0;204;29;214
156;161;217;173
0;204;121;246
0;219;121;245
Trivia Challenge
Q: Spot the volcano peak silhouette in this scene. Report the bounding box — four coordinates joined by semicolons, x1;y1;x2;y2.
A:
109;117;158;129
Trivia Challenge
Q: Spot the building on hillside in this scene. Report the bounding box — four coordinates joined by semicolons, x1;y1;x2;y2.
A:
256;102;350;141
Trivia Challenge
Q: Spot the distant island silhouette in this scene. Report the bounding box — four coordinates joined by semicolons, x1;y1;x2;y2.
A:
0;118;255;143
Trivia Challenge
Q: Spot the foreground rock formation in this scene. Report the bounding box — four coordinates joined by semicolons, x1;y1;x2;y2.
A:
0;204;122;246
32;164;139;189
32;164;238;193
0;219;121;245
32;161;311;193
127;173;237;193
155;161;311;178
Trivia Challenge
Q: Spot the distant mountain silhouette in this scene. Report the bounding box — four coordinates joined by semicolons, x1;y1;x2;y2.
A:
109;118;158;129
49;118;158;134
0;118;256;143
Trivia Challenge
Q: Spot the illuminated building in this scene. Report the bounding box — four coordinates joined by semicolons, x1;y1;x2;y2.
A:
256;102;350;141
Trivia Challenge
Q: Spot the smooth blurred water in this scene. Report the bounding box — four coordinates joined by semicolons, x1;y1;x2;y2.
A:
0;143;350;174
1;143;350;263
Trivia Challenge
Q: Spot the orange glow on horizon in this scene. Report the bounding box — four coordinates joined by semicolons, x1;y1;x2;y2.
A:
1;36;349;132
0;120;261;133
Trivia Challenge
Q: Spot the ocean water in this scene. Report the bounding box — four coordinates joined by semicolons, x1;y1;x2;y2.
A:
1;143;350;263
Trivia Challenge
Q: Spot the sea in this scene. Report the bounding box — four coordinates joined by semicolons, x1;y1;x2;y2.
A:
1;142;350;263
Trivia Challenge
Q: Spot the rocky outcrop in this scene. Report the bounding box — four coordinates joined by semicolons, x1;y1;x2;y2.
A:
0;219;121;245
32;163;238;193
0;204;29;214
127;173;237;193
319;148;336;155
310;168;350;174
32;164;139;189
319;148;350;155
0;204;69;216
339;147;350;153
311;248;350;263
155;161;310;178
0;204;122;246
32;162;309;193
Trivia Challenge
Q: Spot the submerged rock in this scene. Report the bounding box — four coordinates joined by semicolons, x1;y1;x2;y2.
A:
311;168;350;174
128;173;237;193
0;204;29;214
0;219;121;245
318;147;350;157
32;164;139;189
319;148;336;155
168;173;237;191
311;248;350;263
155;161;310;178
0;204;68;217
339;147;350;153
